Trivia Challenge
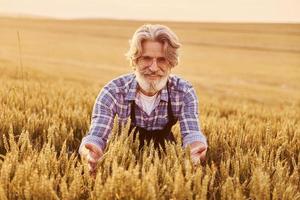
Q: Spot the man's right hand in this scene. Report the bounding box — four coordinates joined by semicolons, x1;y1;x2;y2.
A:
81;143;103;176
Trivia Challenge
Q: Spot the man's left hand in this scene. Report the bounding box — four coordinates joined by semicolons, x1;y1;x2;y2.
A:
189;141;207;165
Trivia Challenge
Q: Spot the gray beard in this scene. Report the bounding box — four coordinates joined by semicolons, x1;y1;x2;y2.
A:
135;71;169;94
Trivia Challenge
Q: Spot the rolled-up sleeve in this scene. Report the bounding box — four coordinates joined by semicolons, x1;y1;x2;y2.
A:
79;87;116;155
179;87;207;148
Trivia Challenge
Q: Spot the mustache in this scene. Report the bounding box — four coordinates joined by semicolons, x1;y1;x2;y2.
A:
143;73;163;76
141;70;165;76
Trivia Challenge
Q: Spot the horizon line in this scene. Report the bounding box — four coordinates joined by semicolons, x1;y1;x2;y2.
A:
1;12;300;24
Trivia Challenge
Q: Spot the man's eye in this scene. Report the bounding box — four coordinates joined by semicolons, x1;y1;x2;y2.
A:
157;57;166;63
143;56;152;61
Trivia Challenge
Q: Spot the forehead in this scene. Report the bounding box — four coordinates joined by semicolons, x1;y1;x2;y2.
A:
141;40;164;57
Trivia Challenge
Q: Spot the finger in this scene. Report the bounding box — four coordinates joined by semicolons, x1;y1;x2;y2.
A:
88;165;97;179
85;144;102;158
85;143;97;153
80;146;90;157
191;149;207;166
88;162;97;169
191;155;200;165
90;171;96;179
191;145;206;155
87;153;97;163
90;151;101;160
85;144;102;161
199;150;207;162
88;162;97;172
89;167;97;179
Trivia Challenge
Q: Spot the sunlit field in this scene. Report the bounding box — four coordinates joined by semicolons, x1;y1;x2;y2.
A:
0;17;299;199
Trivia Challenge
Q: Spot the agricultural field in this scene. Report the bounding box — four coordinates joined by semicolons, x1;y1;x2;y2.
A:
0;17;299;199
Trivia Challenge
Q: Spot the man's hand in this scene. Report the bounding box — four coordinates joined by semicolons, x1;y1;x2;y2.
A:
81;143;103;177
189;141;207;165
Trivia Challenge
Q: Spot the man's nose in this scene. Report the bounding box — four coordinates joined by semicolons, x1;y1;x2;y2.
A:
149;59;159;72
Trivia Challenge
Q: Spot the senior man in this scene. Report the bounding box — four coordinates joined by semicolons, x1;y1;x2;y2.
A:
79;24;208;174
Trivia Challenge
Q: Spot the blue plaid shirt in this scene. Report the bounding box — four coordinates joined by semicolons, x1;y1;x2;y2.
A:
79;73;207;152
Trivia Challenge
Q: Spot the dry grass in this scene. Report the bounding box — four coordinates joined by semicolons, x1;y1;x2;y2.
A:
0;17;299;199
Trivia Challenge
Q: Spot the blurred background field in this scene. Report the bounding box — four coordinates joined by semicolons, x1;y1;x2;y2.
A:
0;17;299;199
1;17;300;104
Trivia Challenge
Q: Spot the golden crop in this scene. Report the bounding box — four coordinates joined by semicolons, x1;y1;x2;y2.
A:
0;17;299;199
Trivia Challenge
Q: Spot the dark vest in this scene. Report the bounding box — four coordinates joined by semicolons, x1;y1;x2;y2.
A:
128;82;177;151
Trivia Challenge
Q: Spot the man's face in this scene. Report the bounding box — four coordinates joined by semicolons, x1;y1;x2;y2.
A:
135;40;171;95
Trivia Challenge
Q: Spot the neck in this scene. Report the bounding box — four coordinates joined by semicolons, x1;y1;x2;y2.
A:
138;86;158;96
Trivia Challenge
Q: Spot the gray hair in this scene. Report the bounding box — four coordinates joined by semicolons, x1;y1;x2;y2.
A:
125;24;181;68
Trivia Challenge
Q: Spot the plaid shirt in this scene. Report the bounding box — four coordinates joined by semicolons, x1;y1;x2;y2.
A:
79;73;207;152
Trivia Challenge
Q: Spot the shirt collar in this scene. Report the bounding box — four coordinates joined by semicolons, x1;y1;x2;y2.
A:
125;75;138;101
159;84;169;102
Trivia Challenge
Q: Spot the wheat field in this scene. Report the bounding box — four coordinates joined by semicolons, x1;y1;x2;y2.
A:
0;17;300;199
